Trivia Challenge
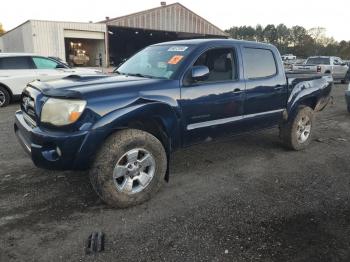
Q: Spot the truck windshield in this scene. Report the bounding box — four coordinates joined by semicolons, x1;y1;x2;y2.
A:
116;45;193;79
306;57;330;65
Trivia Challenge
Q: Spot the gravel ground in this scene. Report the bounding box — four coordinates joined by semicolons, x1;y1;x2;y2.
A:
0;84;350;262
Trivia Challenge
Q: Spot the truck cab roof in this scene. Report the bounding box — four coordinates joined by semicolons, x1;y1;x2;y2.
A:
153;38;274;49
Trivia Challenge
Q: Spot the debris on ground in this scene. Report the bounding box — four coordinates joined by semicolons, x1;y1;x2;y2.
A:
85;231;105;254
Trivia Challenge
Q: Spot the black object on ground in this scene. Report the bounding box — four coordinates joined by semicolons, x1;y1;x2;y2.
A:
85;231;104;254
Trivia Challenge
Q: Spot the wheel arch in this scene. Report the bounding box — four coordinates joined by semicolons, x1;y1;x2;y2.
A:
0;82;13;102
89;102;182;181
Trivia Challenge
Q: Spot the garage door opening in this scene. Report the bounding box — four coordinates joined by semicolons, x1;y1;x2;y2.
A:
64;38;106;67
108;26;221;67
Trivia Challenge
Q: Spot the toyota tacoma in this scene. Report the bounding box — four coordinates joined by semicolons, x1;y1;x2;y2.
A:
14;39;333;208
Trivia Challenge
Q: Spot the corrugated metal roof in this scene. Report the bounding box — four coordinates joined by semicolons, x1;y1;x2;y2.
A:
101;2;227;37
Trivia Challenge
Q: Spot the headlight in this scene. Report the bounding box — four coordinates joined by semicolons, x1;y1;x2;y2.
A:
41;98;86;126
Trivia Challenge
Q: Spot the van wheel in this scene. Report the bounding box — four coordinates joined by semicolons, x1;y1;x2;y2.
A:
0;86;10;107
89;129;167;208
280;106;314;150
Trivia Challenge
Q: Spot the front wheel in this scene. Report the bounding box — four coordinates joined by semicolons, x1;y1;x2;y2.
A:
89;129;167;208
0;86;10;107
280;106;314;150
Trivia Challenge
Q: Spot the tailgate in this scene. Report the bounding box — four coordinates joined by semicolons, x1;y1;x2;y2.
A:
292;64;317;73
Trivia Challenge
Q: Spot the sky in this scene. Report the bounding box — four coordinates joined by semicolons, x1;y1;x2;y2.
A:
1;0;349;41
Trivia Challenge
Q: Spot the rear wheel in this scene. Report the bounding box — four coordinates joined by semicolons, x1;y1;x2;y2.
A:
280;106;314;150
0;86;10;107
89;129;167;208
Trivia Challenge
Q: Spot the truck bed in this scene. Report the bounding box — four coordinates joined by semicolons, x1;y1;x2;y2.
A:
286;72;332;84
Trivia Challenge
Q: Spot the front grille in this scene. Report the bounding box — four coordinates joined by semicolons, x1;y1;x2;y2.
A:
21;93;37;127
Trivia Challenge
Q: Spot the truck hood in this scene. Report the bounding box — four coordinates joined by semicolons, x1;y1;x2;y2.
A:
28;74;168;99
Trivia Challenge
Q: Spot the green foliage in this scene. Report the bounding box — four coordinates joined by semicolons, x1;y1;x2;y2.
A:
225;24;350;59
0;23;5;35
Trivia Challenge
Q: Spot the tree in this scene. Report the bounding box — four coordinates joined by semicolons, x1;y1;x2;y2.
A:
255;24;264;42
290;26;308;47
276;24;290;53
225;23;350;59
263;24;277;44
0;23;5;35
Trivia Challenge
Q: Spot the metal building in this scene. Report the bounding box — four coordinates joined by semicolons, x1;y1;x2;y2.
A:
0;20;107;66
0;2;227;67
104;2;227;66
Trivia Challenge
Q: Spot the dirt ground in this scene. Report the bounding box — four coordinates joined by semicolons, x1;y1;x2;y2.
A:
1;84;350;262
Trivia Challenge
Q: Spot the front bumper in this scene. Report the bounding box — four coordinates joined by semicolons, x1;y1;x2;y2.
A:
14;110;93;170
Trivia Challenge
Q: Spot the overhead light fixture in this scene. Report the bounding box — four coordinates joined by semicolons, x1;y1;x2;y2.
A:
108;31;114;35
135;31;139;34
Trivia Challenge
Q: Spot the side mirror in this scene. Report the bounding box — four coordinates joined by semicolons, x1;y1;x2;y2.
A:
192;65;209;81
56;64;66;69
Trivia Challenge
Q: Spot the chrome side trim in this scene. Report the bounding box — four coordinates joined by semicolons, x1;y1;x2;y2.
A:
187;109;284;130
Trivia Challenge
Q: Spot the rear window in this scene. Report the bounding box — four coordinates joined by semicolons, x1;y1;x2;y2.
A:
0;56;34;70
243;48;277;79
306;57;330;65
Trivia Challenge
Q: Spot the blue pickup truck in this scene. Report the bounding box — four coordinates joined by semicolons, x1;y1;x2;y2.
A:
15;39;332;207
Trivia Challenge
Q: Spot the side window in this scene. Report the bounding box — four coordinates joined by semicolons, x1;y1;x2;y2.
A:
32;57;59;69
243;48;277;79
187;48;235;84
0;56;34;70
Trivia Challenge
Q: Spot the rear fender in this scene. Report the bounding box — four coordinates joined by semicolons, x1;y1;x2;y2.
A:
286;77;332;119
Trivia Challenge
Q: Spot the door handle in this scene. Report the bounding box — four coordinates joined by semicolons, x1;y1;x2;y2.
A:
274;86;283;91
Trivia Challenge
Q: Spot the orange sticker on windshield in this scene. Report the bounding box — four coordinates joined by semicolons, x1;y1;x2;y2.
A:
168;55;184;64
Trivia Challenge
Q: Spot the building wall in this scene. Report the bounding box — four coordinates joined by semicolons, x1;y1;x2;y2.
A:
0;21;34;53
0;37;3;52
0;20;108;66
30;20;107;66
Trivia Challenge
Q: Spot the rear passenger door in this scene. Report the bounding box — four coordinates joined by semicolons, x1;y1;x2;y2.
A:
0;56;37;95
180;47;245;145
241;46;287;129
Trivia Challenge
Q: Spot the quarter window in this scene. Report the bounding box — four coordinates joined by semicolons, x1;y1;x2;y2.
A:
0;56;34;70
243;48;277;79
32;57;59;69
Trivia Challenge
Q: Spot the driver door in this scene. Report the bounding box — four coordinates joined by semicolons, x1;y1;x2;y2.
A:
179;47;245;145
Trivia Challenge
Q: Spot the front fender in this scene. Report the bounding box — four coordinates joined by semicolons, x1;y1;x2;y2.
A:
91;101;181;149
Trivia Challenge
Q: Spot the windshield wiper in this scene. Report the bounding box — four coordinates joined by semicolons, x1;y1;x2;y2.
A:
126;73;154;78
114;70;126;75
